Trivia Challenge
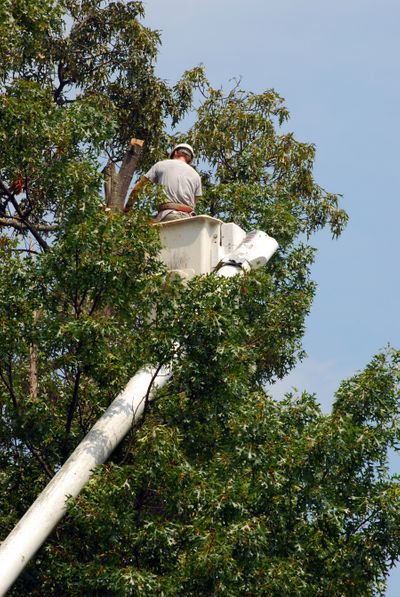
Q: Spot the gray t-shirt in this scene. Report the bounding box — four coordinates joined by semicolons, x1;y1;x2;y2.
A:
145;159;202;209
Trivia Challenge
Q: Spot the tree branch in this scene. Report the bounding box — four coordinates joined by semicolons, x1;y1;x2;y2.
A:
0;216;57;232
103;161;118;208
0;180;51;251
0;365;18;410
29;310;40;402
88;291;103;316
54;62;73;104
7;247;41;255
65;368;82;435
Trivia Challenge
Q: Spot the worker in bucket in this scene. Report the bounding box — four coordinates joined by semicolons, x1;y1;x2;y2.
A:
124;143;202;222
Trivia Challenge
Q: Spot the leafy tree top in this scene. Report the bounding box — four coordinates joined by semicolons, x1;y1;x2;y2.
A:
1;2;398;597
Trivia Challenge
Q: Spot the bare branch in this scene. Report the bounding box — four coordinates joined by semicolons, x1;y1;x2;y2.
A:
6;247;41;256
0;216;58;232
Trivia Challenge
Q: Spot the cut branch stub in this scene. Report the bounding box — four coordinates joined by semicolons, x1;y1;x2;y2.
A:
104;139;145;212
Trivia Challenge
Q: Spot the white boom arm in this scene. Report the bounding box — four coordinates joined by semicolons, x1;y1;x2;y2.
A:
0;230;278;595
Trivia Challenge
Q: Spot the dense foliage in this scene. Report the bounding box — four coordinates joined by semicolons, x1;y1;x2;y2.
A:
0;1;399;595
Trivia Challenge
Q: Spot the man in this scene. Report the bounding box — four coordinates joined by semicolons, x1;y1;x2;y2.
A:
124;143;202;222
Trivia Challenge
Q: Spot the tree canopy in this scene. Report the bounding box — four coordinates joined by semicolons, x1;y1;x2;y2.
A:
0;1;399;595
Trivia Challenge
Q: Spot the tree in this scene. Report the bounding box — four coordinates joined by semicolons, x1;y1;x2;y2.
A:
0;1;399;595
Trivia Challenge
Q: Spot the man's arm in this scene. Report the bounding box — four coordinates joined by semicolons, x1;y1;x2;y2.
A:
124;176;150;212
193;175;202;209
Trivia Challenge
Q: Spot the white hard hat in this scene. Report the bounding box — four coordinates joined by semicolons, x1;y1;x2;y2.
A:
169;143;194;160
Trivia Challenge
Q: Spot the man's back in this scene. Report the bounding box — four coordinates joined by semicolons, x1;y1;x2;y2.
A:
145;159;202;209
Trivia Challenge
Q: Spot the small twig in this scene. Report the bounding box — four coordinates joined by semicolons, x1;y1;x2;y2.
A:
135;362;167;425
24;440;54;480
347;510;377;537
118;362;170;465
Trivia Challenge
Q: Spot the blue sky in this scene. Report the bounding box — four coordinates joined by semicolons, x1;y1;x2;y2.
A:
143;1;400;591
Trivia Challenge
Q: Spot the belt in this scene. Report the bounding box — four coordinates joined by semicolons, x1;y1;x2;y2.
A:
158;202;194;214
